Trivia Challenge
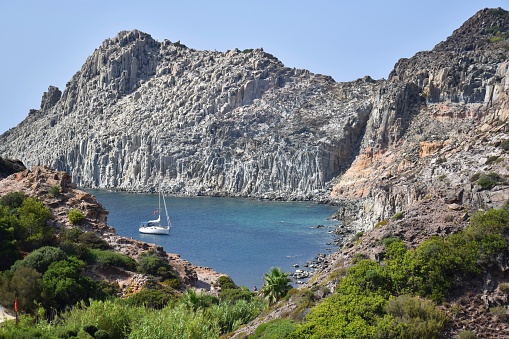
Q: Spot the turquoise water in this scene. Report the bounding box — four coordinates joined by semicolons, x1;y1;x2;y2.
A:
87;190;340;289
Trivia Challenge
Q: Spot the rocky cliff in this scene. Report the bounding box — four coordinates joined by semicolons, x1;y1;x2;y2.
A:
3;8;509;230
0;30;373;201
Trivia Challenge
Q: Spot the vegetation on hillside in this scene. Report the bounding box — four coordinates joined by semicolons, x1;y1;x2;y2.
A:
249;205;509;338
0;191;268;338
2;187;509;338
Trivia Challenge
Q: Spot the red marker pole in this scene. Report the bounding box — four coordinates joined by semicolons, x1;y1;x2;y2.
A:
14;297;18;325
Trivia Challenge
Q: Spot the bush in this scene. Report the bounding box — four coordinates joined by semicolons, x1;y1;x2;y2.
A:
0;191;25;209
457;330;477;339
384;295;447;338
68;209;85;225
126;288;175;309
49;185;61;198
219;287;255;303
88;249;137;271
485;155;501;165
78;232;110;249
499;282;509;294
392;212;404;220
250;319;297;338
17;197;53;251
476;172;502;190
136;251;175;278
11;246;68;273
499;138;509;151
218;275;237;290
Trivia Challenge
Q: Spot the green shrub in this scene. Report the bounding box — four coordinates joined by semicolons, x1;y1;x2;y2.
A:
78;232;110;249
457;330;477;339
219;287;255;303
375;219;388;228
490;305;507;320
218;275;237;290
384;295;447;338
49;185;61;198
88;249;137;271
17;197;53;251
68;209;85;225
392;212;404;220
352;231;364;241
486;155;501;165
0;191;25;209
499;139;509;151
137;251;173;276
250;319;297;338
499;282;509;294
11;246;68;272
476;172;502;190
469;172;481;182
126;288;175;309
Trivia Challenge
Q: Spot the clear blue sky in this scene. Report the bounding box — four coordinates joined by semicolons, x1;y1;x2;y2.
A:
0;1;507;134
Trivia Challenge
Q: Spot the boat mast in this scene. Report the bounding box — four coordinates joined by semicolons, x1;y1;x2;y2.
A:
162;191;171;230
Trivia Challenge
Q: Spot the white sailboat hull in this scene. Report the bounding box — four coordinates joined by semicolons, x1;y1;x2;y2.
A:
139;226;170;235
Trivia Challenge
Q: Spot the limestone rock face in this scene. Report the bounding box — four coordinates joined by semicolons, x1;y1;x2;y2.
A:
0;30;375;200
3;9;509;228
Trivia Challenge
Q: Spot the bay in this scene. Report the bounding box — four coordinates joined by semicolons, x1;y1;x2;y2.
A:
86;189;340;289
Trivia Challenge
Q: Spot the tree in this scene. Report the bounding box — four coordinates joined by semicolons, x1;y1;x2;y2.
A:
0;191;25;210
0;205;19;270
10;246;68;273
16;197;53;251
42;256;97;308
261;267;292;304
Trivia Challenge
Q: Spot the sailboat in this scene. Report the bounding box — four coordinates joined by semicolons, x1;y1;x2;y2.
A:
139;188;171;235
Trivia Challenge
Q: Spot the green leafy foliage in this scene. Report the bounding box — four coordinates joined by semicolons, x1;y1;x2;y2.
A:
0;191;25;210
218;275;236;290
10;246;68;273
88;248;136;271
384;295;447;338
125;287;176;309
475;172;503;190
261;267;292;304
250;319;297;338
136;251;174;277
49;185;61;198
42;256;98;309
0;205;19;270
289;205;509;337
68;209;85;225
17;197;53;251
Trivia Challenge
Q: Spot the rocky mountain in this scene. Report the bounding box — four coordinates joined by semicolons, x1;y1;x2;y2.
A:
2;8;509;232
0;31;370;201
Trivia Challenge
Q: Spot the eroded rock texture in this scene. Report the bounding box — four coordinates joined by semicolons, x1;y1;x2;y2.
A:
3;9;509;230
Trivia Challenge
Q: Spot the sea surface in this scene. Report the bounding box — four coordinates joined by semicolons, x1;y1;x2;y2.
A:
86;189;340;289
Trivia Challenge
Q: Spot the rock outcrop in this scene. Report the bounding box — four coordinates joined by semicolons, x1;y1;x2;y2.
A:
2;8;509;229
0;30;371;201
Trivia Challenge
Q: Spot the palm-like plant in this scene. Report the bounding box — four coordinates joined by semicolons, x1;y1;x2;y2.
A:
261;267;292;304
